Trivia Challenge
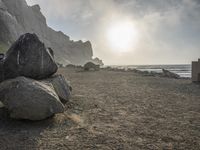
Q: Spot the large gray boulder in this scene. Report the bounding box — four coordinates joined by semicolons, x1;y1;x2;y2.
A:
3;33;58;80
0;76;64;120
43;74;72;104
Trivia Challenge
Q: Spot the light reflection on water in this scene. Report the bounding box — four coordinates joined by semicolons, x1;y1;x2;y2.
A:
108;64;191;78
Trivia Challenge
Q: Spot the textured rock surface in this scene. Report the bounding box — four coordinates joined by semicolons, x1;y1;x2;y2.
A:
92;57;104;66
0;59;3;82
0;0;93;65
162;69;180;79
43;74;72;104
3;33;58;80
0;76;64;120
84;62;100;71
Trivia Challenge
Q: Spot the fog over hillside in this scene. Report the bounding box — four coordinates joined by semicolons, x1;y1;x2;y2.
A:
26;0;200;65
0;0;98;65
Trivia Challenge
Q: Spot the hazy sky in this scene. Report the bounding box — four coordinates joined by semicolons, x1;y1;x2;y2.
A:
26;0;200;65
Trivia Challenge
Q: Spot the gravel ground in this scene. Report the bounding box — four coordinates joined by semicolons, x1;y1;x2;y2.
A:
0;68;200;150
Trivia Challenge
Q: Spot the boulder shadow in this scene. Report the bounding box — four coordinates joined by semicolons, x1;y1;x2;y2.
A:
0;108;57;150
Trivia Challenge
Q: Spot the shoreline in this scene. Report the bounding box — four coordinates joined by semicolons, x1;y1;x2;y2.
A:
65;65;191;79
101;65;191;79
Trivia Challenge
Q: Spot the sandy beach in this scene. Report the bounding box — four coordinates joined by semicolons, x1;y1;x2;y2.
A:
0;67;200;150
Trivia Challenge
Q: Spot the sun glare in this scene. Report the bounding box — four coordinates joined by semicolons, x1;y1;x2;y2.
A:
107;21;139;53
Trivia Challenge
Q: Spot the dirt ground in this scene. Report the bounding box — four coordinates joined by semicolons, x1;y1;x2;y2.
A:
0;68;200;150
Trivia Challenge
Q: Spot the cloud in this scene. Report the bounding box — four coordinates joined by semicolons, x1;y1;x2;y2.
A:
26;0;200;65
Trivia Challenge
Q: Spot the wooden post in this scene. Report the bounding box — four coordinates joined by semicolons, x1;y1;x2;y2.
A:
198;73;200;81
192;60;200;82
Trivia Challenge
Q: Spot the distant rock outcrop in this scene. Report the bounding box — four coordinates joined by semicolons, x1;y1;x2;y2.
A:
0;0;97;65
92;57;104;66
162;69;180;79
84;62;100;71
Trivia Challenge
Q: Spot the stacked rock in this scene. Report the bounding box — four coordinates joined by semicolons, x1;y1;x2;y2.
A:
0;33;71;121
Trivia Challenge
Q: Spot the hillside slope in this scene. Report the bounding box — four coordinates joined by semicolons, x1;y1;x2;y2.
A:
0;0;94;65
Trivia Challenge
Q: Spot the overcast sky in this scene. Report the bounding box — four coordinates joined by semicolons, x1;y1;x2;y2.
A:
26;0;200;65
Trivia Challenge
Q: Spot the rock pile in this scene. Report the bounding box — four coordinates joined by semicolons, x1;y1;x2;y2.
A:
0;33;71;120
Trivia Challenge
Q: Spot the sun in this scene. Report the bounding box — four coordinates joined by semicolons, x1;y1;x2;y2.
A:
107;20;139;53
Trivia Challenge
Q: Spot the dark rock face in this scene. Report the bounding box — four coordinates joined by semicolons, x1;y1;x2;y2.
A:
162;69;180;79
0;60;3;82
43;74;72;104
0;0;94;65
0;76;64;120
84;62;100;71
3;33;58;80
92;57;104;66
0;53;4;60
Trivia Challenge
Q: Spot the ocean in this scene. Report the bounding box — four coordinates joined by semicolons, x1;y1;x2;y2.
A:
108;64;191;78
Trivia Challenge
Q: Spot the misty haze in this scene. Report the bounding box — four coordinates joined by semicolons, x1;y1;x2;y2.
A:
0;0;200;149
27;0;200;65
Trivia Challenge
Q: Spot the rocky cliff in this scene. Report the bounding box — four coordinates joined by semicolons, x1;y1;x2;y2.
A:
0;0;94;65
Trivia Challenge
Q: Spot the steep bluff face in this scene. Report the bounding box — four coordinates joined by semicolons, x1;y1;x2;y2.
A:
0;0;93;65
